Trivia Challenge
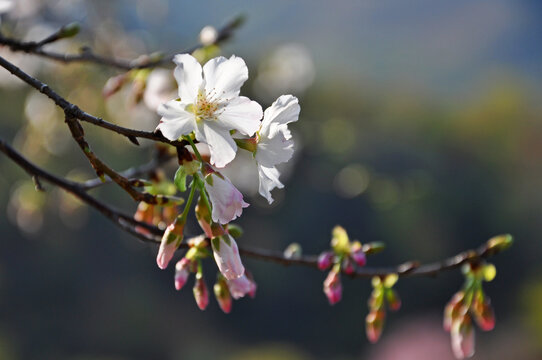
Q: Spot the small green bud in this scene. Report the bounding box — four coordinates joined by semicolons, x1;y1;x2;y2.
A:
487;234;513;253
226;224;243;238
284;243;302;259
362;242;386;255
59;22;80;38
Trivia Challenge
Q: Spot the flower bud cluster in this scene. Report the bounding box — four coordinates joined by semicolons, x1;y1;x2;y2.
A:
365;274;401;343
168;235;256;312
319;226;371;305
443;262;497;359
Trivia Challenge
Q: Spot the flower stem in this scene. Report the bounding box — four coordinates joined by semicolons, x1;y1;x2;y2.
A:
180;178;197;223
194;173;213;214
184;136;204;165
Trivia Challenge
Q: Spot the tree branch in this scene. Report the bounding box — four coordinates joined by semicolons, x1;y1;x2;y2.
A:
0;16;243;70
0;138;508;279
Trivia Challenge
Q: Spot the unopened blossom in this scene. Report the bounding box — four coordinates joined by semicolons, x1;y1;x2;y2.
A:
156;54;263;168
174;257;191;290
350;241;367;267
227;273;256;299
205;171;249;224
444;291;465;332
366;309;386;343
156;217;185;270
451;315;475;359
472;293;495;331
214;276;232;314
317;251;334;270
323;267;342;305
211;234;245;280
255;95;300;203
193;274;209;310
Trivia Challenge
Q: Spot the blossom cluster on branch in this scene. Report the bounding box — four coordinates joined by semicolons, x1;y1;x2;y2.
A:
0;10;516;359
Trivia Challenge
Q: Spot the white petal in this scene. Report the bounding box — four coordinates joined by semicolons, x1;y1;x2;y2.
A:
173;54;203;103
217;96;263;136
212;234;245;280
258;165;284;204
255;128;294;167
205;172;249;224
201;122;237;168
260;94;300;137
156;100;196;140
203;55;248;100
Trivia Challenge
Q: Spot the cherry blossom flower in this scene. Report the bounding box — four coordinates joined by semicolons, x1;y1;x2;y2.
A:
156;54;263;168
204;171;248;224
236;94;300;203
211;234;245;280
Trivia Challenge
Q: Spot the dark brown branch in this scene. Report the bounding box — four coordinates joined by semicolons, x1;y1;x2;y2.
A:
0;53;187;147
0;138;507;279
0;137;160;237
81;151;174;191
0;16;243;70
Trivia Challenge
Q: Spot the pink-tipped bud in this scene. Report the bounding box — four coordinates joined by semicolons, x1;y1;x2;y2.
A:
317;251;334;271
102;73;128;98
342;257;355;275
211;234;245;280
386;289;401;312
195;196;214;238
473;293;495;331
227;273;256;300
156;217;185;270
350;241;367;267
174;258;191;291
214;276;233;314
323;268;342;305
193;274;209;311
451;314;475;359
444;291;465;332
366;309;386;343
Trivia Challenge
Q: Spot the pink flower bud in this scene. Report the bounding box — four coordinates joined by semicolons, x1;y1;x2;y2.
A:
473;293;495;331
195;196;214;238
323;268;342;305
205;172;249;225
156;218;185;270
174;258;191;291
366;309;386;343
342;257;355;275
211;234;245;280
317;251;334;270
451;314;475;359
350;243;367;267
214;277;233;314
193;275;209;311
227;274;256;300
444;291;465;332
386;289;401;312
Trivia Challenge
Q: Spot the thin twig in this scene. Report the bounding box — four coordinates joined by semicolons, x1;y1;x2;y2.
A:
0;138;506;279
0;16;243;70
0;54;186;146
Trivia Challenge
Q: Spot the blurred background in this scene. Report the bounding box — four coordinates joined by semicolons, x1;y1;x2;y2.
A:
0;0;541;359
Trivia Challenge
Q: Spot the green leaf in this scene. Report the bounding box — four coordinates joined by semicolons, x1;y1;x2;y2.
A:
174;166;187;192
